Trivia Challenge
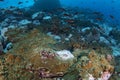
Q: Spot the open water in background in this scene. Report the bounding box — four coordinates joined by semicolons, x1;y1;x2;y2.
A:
0;0;120;27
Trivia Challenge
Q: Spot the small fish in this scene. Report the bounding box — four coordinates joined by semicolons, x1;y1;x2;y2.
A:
95;17;103;21
5;10;12;14
34;0;38;2
0;0;4;1
109;15;114;19
26;1;28;3
18;2;23;4
63;13;71;17
74;12;79;15
93;12;100;15
111;0;115;3
9;6;15;8
66;19;75;24
57;8;66;12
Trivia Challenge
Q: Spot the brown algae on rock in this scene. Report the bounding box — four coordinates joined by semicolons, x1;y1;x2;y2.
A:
0;28;114;80
1;28;74;80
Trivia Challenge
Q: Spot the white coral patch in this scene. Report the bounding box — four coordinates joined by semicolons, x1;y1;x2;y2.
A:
43;16;52;20
56;50;74;60
32;12;40;19
99;36;110;45
81;27;90;32
111;46;120;56
0;27;8;38
19;19;31;25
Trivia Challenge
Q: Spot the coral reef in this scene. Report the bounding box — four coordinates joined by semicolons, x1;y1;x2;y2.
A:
0;7;119;80
64;50;114;80
0;28;74;80
0;27;114;80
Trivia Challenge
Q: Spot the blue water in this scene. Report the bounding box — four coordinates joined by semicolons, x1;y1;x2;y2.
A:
61;0;120;26
0;0;120;26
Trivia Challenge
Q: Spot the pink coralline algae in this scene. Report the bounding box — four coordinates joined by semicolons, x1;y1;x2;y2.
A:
38;68;50;78
25;66;63;78
88;74;95;80
101;71;111;80
39;50;55;59
25;64;64;79
38;68;63;78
